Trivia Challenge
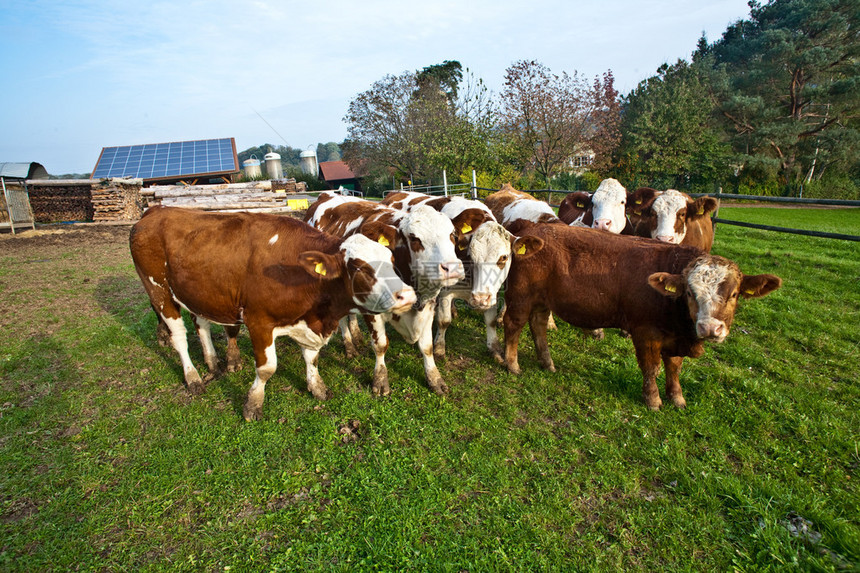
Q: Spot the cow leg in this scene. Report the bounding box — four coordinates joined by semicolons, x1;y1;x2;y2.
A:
243;329;277;421
161;313;205;395
301;346;331;401
484;305;504;364
632;331;663;410
503;302;529;375
364;314;390;396
662;354;686;408
224;324;242;373
154;309;171;348
340;316;360;360
417;303;448;395
529;308;555;372
192;315;221;379
434;292;455;360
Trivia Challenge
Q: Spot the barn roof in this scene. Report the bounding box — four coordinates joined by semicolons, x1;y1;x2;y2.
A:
0;162;48;180
318;161;357;182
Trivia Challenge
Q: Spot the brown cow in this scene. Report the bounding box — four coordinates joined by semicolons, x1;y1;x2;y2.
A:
557;178;632;234
503;224;782;410
381;191;517;359
305;191;465;395
130;206;416;421
484;184;560;234
628;188;719;251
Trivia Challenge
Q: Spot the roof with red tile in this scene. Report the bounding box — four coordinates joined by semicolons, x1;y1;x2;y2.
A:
318;161;356;182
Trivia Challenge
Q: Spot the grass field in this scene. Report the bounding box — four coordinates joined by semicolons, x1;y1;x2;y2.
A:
0;207;858;571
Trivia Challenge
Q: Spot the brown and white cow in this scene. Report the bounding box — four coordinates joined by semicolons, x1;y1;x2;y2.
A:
557;178;632;234
305;192;465;395
381;191;517;359
502;224;782;410
628;188;719;251
484;184;561;234
129;206;416;421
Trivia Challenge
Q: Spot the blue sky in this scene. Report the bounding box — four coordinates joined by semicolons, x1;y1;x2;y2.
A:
0;0;751;175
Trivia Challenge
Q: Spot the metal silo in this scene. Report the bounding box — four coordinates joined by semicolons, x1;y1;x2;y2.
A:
300;149;318;177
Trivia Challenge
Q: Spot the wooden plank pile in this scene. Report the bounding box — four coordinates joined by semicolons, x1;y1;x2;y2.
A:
141;180;308;216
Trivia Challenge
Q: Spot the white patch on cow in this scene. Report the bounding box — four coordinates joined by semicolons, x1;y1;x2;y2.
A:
502;199;556;225
148;276;159;287
161;315;197;377
441;197;494;220
400;205;464;292
340;234;415;314
652;189;690;243
268;234;279;246
273;320;332;351
685;257;731;341
590;178;628;233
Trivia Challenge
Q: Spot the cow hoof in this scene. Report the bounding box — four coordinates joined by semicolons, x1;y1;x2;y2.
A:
310;386;331;401
186;372;205;395
587;328;605;340
242;403;263;421
226;361;242;373
670;395;687;409
644;395;663;411
433;347;446;361
372;367;390;397
506;363;521;375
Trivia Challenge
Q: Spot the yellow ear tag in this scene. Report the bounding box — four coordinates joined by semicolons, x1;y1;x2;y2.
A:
665;284;677;293
635;199;642;205
576;202;585;208
697;206;704;215
461;223;472;233
634;210;642;216
314;262;326;276
744;288;756;295
378;235;390;247
516;244;527;255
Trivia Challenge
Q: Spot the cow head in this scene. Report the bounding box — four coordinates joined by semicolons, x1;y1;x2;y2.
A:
462;222;515;310
648;255;782;343
299;234;416;315
639;189;719;244
357;220;398;252
451;208;494;253
589;178;628;233
399;205;465;291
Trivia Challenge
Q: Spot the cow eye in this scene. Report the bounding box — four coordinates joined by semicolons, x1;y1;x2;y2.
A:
499;255;509;264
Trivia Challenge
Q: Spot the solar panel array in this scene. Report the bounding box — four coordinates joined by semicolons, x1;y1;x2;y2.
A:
91;138;238;180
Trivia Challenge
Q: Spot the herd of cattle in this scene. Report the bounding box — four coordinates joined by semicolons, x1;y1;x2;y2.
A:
129;180;782;420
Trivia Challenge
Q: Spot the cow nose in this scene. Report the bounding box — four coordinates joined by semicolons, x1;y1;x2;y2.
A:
656;235;676;243
697;320;726;341
439;262;465;280
469;292;494;309
393;287;417;311
594;219;612;231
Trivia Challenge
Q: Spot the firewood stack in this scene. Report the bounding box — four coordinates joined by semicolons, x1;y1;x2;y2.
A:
91;178;145;222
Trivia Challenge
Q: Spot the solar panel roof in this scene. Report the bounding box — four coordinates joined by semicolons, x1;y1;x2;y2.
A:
91;138;239;181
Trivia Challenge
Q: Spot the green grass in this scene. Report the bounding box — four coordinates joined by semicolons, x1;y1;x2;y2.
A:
0;210;858;571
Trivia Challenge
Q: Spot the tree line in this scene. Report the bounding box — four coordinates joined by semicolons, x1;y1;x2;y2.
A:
339;0;859;199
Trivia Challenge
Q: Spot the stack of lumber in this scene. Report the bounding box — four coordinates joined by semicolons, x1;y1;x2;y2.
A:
271;178;308;193
91;178;144;222
142;181;305;215
26;180;95;223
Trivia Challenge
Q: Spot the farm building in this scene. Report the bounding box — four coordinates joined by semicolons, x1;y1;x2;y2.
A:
318;160;362;193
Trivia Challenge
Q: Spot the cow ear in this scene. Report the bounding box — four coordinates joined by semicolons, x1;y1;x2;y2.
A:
689;196;719;219
568;191;592;210
739;274;782;298
452;212;481;250
629;187;659;214
298;251;343;280
511;235;544;258
648;272;685;298
359;221;398;251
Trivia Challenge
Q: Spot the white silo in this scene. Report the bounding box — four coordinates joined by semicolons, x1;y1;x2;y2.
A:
264;152;283;179
300;149;318;177
242;157;262;179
